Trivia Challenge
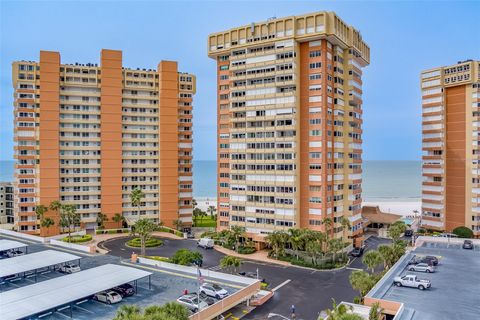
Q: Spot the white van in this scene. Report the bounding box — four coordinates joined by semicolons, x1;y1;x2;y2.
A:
197;238;214;249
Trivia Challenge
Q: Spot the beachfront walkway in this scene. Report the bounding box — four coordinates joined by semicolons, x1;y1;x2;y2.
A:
213;245;291;267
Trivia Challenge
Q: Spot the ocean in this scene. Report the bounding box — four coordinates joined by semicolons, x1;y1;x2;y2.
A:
0;160;421;201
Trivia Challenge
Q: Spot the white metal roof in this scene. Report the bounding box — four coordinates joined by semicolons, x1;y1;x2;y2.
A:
0;249;81;278
0;239;27;252
0;263;152;320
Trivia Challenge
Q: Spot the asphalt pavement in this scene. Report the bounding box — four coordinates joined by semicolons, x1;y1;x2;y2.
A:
101;235;393;320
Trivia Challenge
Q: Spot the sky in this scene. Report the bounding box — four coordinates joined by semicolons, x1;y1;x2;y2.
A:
0;0;479;161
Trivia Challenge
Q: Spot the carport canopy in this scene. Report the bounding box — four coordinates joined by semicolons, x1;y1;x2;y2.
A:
0;263;152;320
0;249;81;278
0;239;28;252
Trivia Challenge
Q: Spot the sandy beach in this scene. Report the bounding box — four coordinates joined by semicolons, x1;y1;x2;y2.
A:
196;197;421;218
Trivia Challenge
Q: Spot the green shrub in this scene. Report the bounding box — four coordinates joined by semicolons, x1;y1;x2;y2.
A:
108;230;117;234
452;226;474;238
62;234;92;243
127;237;163;248
237;246;256;254
170;249;203;266
175;231;184;237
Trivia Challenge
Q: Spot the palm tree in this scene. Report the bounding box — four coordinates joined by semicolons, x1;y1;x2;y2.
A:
340;216;351;242
130;187;145;220
36;204;55;234
328;238;345;264
172;219;183;231
319;299;363;320
113;213;125;228
132;218;157;256
192;198;197;208
368;302;383;320
220;256;242;273
230;225;245;251
265;230;288;258
288;228;304;259
323;217;334;251
114;304;141;320
207;205;216;219
349;270;375;299
96;212;108;229
362;250;383;273
59;204;80;240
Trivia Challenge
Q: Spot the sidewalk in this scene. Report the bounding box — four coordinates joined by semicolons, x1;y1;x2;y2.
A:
214;245;291;267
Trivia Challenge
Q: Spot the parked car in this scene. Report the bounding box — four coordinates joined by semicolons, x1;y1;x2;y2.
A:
200;283;229;299
393;274;431;290
408;263;435;273
463;240;474;250
93;291;123;304
408;255;437;266
6;250;24;258
197;238;214;249
423;256;439;266
176;294;208;312
349;247;364;257
59;263;81;274
199;292;217;305
404;229;413;237
112;283;135;297
187;232;195;239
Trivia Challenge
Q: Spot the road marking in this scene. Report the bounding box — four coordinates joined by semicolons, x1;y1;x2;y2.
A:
272;279;291;292
208;265;222;271
346;267;364;271
120;261;243;289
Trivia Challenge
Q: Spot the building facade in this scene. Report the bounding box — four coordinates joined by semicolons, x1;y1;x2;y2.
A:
0;182;14;226
12;50;195;235
421;60;480;236
208;12;370;245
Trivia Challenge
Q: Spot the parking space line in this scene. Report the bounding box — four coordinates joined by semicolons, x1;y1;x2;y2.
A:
272;279;291;292
73;305;94;314
121;261;244;289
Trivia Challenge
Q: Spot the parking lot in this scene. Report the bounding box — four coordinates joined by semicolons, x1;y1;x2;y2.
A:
0;235;245;320
370;241;480;320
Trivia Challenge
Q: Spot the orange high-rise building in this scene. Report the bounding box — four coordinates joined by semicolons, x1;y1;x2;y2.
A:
421;60;480;236
208;12;370;246
12;50;195;235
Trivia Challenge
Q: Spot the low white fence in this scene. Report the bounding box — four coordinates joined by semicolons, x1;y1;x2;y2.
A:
415;235;480;247
137;257;257;286
49;239;94;253
0;229;48;243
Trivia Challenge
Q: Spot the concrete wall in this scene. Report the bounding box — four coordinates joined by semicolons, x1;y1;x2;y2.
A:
415;235;480;247
49;239;95;253
0;229;48;243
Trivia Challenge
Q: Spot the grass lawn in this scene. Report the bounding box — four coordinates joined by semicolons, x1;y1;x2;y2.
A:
194;216;216;227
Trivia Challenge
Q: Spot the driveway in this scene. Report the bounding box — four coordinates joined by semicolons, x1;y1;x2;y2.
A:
101;236;393;319
98;236;225;268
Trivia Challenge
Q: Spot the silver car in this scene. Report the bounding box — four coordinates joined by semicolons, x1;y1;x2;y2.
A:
176;294;208;312
408;262;435;273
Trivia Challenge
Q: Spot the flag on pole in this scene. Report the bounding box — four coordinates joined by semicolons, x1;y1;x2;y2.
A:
197;267;204;284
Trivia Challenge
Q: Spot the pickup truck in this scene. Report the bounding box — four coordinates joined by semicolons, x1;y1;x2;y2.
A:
393;274;431;290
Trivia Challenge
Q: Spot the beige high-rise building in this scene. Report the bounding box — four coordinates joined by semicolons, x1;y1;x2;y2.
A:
208;11;370;247
421;60;480;236
12;49;195;236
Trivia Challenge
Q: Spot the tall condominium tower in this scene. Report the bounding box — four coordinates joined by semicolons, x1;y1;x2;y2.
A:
208;12;370;247
13;50;195;235
421;60;480;236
